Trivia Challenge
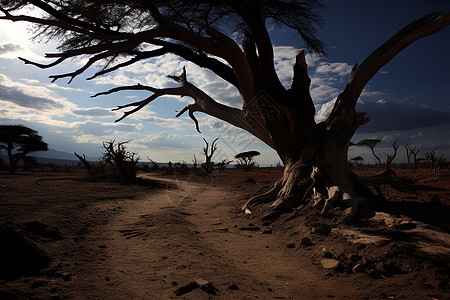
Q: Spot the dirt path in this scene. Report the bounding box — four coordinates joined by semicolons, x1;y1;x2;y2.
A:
63;174;365;300
2;171;448;299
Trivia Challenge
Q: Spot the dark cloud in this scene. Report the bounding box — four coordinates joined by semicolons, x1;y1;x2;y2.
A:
356;102;450;133
0;84;63;110
0;43;23;55
73;108;112;117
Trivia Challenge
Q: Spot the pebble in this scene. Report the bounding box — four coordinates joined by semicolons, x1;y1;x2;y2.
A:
320;259;340;269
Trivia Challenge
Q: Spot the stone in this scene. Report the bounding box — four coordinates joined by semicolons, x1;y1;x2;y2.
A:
0;221;50;281
320;259;340;269
313;223;331;236
261;228;273;234
246;177;256;183
300;237;313;246
430;195;441;205
228;283;239;290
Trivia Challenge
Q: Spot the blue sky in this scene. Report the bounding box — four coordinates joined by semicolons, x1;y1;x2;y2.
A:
0;1;449;166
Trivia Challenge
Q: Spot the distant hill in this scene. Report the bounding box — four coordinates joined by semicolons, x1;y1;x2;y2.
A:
33;149;99;161
0;149;100;167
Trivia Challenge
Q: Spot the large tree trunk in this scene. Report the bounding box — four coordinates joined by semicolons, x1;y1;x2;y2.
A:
242;12;449;223
243;122;379;224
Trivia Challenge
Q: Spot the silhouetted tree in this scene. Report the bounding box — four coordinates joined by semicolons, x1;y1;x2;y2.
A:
1;1;448;222
355;138;382;166
102;140;139;183
0;125;48;174
235;150;260;171
405;145;420;171
201;138;218;175
383;141;398;170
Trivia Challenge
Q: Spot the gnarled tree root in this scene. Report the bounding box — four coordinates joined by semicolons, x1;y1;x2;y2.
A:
243;168;445;224
242;181;282;215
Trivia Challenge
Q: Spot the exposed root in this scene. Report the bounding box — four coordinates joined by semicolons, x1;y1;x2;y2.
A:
320;187;360;224
359;169;447;193
242;181;282;215
341;192;360;224
321;186;341;216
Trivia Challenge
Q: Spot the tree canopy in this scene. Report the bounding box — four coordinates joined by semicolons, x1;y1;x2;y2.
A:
0;125;48;173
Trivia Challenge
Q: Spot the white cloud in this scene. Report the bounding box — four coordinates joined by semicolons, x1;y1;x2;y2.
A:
315;98;336;122
315;62;352;76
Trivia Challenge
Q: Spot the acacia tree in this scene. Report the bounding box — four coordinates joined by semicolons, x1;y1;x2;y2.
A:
0;125;48;174
235;150;260;171
354;138;382;166
1;1;448;222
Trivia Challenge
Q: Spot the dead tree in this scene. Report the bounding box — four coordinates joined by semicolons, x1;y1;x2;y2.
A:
74;152;94;174
405;145;420;171
424;149;445;174
384;141;398;170
1;1;448;222
217;159;233;173
192;154;199;175
102;140;139;183
355;138;382;167
201;138;218;175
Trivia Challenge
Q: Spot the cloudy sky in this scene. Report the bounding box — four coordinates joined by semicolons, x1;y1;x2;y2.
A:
0;1;449;166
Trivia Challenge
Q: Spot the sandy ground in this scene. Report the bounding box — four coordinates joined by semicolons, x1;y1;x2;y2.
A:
0;168;449;299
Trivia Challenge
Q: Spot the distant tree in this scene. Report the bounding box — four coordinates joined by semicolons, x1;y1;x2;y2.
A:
217;158;233;173
405;145;421;171
147;157;160;171
349;156;364;168
0;125;48;174
1;1;448;222
383;141;398;170
174;161;189;174
424;149;445;174
354;138;382;166
201;138;218;175
102;140;139;183
235;151;260;171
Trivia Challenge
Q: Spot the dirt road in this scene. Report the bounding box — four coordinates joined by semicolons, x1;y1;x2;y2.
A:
1;171;448;299
66;174;354;299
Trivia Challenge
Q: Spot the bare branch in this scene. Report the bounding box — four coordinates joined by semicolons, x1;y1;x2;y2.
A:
326;12;450;131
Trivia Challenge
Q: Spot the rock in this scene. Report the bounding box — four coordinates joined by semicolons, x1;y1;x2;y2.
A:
394;220;416;230
430;195;441;205
0;221;50;281
320;259;340;269
352;263;366;273
61;272;71;282
300;237;313;246
347;253;361;263
22;221;48;236
377;261;401;276
286;243;296;248
42;227;62;240
246;177;256;183
175;279;219;296
261;228;273;234
195;278;219;295
228;283;239;290
175;282;198;296
313;223;331;236
239;225;260;231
